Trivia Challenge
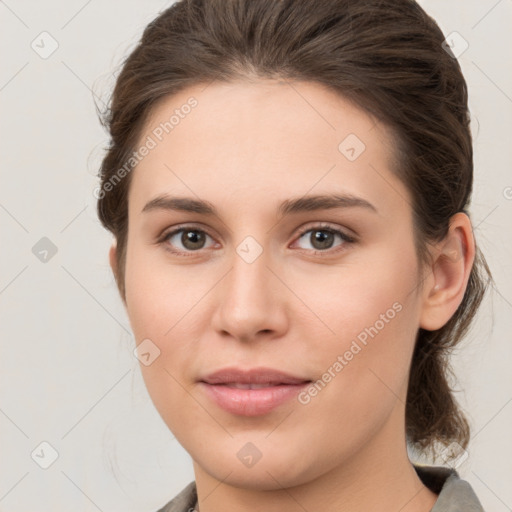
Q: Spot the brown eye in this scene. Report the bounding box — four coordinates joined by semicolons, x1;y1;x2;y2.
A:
294;226;355;254
180;230;207;250
162;228;215;253
309;230;336;250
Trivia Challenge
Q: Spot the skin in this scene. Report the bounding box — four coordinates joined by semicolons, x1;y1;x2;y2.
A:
109;79;475;512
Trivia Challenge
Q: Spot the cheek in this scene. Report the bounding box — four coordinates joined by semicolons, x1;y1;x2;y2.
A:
304;244;419;345
123;244;212;408
124;242;206;338
299;244;421;404
292;283;419;469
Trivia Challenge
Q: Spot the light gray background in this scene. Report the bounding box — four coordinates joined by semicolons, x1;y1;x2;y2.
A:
1;1;511;511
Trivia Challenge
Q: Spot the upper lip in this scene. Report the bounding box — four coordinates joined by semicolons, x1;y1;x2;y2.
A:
200;367;311;385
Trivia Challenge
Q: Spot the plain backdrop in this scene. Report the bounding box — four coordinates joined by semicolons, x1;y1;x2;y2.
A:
1;1;511;511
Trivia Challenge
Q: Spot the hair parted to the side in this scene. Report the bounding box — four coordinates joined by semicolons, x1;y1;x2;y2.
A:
96;0;492;459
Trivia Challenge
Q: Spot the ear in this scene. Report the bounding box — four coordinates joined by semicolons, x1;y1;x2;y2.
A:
109;239;118;280
108;239;126;305
419;212;475;331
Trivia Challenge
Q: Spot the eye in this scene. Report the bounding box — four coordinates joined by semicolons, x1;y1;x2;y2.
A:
292;225;355;254
159;226;216;255
157;223;355;257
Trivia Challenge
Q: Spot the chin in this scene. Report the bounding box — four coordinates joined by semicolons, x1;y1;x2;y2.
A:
190;437;321;490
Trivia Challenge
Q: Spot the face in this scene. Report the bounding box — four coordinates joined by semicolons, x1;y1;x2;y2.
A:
121;79;428;489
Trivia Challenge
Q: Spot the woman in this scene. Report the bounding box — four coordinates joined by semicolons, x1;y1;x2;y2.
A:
96;0;491;510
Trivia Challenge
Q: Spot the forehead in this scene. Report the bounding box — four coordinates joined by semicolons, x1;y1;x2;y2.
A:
128;79;405;216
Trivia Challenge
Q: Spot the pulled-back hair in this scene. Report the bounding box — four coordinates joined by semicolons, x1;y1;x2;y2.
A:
96;0;492;457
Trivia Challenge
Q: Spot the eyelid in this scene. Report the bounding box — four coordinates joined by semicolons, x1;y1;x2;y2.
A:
158;222;215;240
294;221;357;242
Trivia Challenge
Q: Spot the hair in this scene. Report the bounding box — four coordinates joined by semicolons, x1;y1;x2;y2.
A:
96;0;492;458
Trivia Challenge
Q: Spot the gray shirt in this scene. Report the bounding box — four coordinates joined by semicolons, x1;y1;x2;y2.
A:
156;465;484;512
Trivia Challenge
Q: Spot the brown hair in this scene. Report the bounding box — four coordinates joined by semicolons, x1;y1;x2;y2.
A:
96;0;492;457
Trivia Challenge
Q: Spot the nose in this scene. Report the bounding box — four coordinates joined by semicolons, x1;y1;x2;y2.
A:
210;241;289;343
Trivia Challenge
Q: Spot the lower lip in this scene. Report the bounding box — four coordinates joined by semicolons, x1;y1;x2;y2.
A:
199;382;310;416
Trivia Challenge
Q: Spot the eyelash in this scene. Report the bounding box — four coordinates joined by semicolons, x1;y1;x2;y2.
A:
157;223;356;257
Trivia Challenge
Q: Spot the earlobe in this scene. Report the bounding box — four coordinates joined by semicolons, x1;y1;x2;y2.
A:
419;212;475;331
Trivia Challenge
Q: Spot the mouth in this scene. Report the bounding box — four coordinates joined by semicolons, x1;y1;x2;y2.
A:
198;367;312;416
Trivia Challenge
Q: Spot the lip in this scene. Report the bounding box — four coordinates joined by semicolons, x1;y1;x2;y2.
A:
198;367;311;416
201;367;310;385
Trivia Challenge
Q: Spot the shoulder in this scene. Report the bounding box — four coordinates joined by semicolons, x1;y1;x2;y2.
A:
155;481;197;512
414;464;485;512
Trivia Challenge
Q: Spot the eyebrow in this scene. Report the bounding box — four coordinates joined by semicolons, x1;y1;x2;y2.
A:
141;193;378;217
